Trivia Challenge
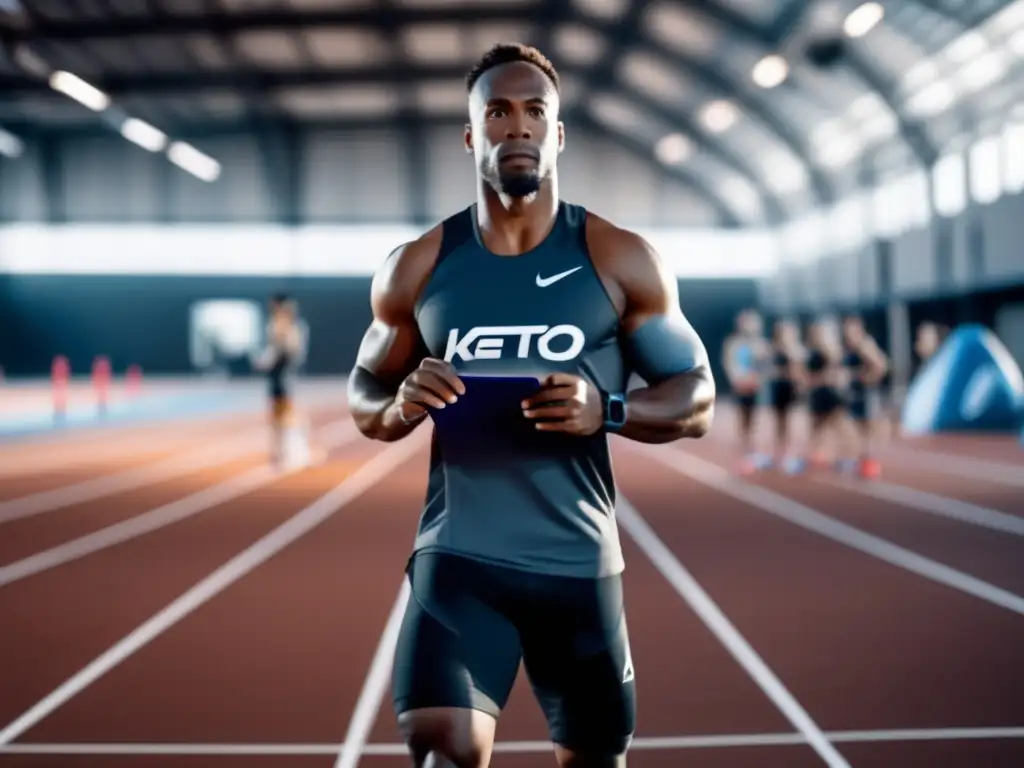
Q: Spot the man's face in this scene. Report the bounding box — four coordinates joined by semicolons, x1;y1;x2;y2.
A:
465;60;563;199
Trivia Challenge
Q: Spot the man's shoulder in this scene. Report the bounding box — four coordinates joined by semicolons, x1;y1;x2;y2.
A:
583;212;650;257
370;224;444;319
583;211;672;297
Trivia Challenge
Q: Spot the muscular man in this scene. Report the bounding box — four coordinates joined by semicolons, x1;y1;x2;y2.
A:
722;309;770;473
347;43;715;768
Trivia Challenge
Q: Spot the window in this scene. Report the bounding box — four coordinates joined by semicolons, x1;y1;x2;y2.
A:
932;152;967;215
1003;120;1024;194
969;135;1002;204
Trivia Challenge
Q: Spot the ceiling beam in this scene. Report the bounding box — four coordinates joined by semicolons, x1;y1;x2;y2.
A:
583;0;782;224
6;4;558;40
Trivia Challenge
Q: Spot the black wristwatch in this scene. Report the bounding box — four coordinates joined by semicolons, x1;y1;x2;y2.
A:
602;391;628;432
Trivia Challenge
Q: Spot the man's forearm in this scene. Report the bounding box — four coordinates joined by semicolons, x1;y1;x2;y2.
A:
616;369;715;444
347;366;422;442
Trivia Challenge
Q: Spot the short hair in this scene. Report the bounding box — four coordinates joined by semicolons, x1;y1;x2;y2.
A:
270;292;290;305
465;43;560;94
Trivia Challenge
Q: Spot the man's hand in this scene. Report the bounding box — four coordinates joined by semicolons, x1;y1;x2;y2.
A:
393;358;466;423
521;373;604;436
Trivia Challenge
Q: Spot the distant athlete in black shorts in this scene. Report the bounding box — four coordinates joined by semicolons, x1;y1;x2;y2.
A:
768;318;805;473
804;318;855;470
251;294;318;471
722;310;770;473
347;43;716;768
841;315;888;478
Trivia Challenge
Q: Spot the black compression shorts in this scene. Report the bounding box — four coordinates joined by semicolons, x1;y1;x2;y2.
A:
809;386;844;417
391;551;636;755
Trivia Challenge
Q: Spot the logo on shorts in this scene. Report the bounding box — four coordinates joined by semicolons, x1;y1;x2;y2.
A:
444;325;586;363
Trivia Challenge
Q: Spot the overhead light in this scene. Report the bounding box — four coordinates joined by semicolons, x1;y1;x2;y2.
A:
957;51;1008;92
905;81;956;118
49;70;110;112
1007;28;1024;57
843;2;884;38
752;55;789;89
0;127;24;158
167;141;221;182
120;118;167;152
655;133;692;165
700;100;737;133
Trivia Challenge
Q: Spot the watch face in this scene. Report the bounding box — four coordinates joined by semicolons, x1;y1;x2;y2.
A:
608;398;626;424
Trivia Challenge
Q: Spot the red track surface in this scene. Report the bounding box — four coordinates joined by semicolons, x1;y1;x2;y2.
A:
1;389;1022;767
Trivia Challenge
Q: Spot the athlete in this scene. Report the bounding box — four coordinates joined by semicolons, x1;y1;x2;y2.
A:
841;315;889;478
767;318;806;474
721;309;770;473
347;43;715;768
251;294;317;471
804;317;854;471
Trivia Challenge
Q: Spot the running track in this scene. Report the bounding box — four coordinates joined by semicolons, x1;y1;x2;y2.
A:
1;380;1022;767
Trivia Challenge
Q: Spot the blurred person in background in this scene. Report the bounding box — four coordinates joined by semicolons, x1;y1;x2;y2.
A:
804;316;858;472
722;309;771;474
841;315;889;479
251;293;321;471
768;318;806;474
913;321;948;373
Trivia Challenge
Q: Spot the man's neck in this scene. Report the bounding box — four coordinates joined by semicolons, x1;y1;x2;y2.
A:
475;177;559;256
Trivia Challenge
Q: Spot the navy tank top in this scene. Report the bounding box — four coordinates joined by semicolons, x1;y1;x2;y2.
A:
411;202;629;578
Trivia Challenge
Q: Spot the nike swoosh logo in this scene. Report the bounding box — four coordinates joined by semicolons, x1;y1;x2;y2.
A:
536;266;583;288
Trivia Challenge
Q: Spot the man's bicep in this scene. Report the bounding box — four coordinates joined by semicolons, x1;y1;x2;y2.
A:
619;238;710;386
351;241;431;388
353;315;425;388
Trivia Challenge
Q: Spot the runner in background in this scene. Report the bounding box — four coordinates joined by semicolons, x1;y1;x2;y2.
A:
251;294;322;471
841;315;889;479
722;309;771;474
768;318;807;474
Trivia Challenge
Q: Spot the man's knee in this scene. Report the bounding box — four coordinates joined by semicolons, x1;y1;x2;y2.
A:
397;707;496;768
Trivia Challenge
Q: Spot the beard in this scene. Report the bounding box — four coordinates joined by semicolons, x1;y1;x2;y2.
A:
494;166;543;198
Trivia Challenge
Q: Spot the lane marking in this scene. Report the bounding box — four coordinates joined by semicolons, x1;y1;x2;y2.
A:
881;448;1024;489
642;446;1024;617
818;476;1024;537
0;420;360;588
3;727;1022;754
617;496;850;768
0;431;425;746
333;579;411;768
0;410;347;526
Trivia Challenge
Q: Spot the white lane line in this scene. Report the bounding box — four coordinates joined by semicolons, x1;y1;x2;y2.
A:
882;448;1024;489
4;727;1022;754
333;579;411;768
0;412;348;525
0;420;360;588
617;496;850;768
0;431;424;747
818;476;1024;537
643;446;1024;618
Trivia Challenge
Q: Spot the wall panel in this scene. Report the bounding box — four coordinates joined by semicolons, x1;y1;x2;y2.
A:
0;143;46;222
891;227;934;296
981;193;1024;285
302;129;409;222
168;134;272;222
62;137;162;221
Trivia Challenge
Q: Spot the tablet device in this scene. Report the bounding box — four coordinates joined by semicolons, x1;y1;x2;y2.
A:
429;374;541;437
